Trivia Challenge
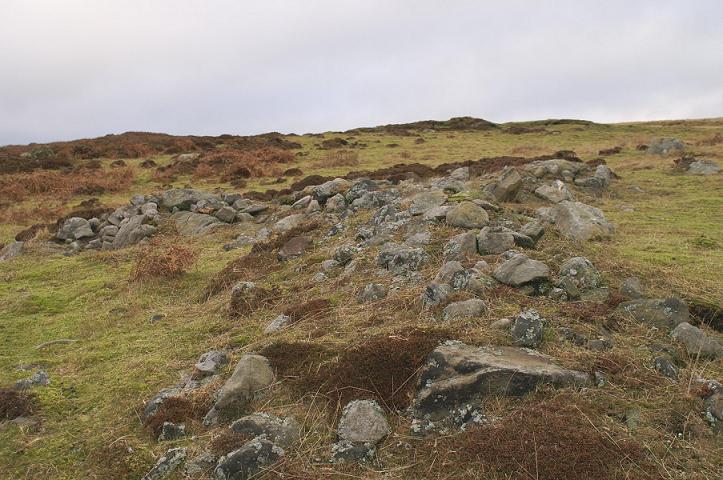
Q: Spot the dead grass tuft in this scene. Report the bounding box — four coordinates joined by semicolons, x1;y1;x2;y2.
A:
0;388;37;419
0;167;135;202
131;243;198;280
210;430;253;456
283;298;333;324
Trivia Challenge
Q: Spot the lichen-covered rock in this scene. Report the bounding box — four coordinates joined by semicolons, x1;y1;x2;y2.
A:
670;323;723;359
510;309;544;348
477;226;515;255
616;298;689;329
158;422;186;441
545;201;614;242
413;343;589;421
337;400;389;444
214;437;283;480
484;167;523;202
57;217;95;241
620;277;644;299
263;314;291;334
443;231;478;260
493;253;550;287
215;206;238;223
204;355;274;425
141;447;186;480
409;190;447;216
421;283;452;308
648;138;684;155
161;188;216;210
325;193;347;212
445;201;489;229
442;299;487;320
230;413;301;448
313;178;351;202
687;159;720;175
377;243;430;274
357;283;388;303
558;257;601;291
195;350;229;377
171;211;221;237
534;180;574;203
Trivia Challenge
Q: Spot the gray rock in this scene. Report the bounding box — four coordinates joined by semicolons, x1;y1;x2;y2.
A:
617;298;689;329
264;314;291;334
171;211;220;237
484;167;523;202
620;277;644;299
534;180;574;203
345;179;378;203
331;440;376;463
321;259;340;271
204;355;275;425
422;205;452;222
292;195;312;209
195;351;229;377
449;167;470;181
706;393;722;421
351;189;399;210
442;299;487;321
432;177;465;193
405;230;432;247
277;236;312;261
558;257;601;291
357;284;388;303
161;188;216;210
158;422;186;441
409;190;447;215
273;214;306;233
493;253;550;287
142;388;182;420
14;370;50;390
230;413;300;448
648;138;684;155
477;226;515;255
338;400;389;444
313;178;351;202
434;261;467;286
545;201;614;242
305;199;321;213
377;243;430;274
112;215;157;248
510;309;544;348
413;343;590;420
215;206;238;223
325;193;347;212
670;323;723;359
214;437;284;480
687;159;720;175
185;452;217;476
0;241;23;261
421;283;452;308
519;220;545;242
141;447;186;480
653;355;678;379
446;201;489;229
334;244;358;265
57;217;94;241
443;231;478;260
369;204;398;227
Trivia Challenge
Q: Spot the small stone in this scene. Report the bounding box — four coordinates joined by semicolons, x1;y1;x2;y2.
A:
357;284;388;303
141;447;186;480
14;370;50;390
337;400;389;444
321;259;340;271
230;413;301;448
421;283;452;308
510;309;544;348
195;351;229;377
214;437;284;480
670;322;723;359
264;314;291;334
620;277;644;299
325;193;347;212
442;299;487;321
409;190;447;216
334;244;358;266
477;226;515;255
653;355;678;379
446;201;489;229
405;230;432;246
158;422;186;441
493;253;550;287
558;256;601;291
215;206;238;223
534;180;574;203
443;232;478;260
0;241;24;261
491;318;512;329
377;243;430;275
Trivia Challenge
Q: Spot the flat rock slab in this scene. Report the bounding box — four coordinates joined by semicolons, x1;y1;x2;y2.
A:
493;253;550;287
413;343;589;420
616;298;689;329
172;211;221;236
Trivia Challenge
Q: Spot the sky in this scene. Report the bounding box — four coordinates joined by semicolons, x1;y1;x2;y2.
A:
1;1;722;146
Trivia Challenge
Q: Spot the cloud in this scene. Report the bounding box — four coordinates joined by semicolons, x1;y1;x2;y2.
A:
1;0;722;145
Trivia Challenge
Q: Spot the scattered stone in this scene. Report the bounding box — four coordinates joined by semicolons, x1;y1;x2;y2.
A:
477;226;515;255
434;261;467;287
421;283;452;308
313;178;351;202
334;244;358;266
0;241;23;261
171;211;221;237
338;400;389;444
442;231;478;260
274;214;306;233
215;206;238;223
446;201;489;229
442;299;487;320
161;188;215;210
648;138;684;155
617;298;689;329
357;284;388;303
493;253;550;287
214;437;284;480
534;180;574;203
484;167;523;202
141;447;186;480
413;343;589;420
620;277;644;299
325;193;347;212
670;323;723;359
277;236;312;261
158;422;186;441
422;205;452;222
306;199;321;213
405;230;432;246
14;370;50;390
377;243;429;275
653;355;678;379
230;413;301;448
292;195;312;209
409;190;447;215
558;257;601;291
57;217;94;241
331;440;376;463
195;351;229;377
345;179;378;204
545;201;614;242
519;219;545;243
204;355;275;425
510;309;544;348
264;314;291;334
687;159;720;175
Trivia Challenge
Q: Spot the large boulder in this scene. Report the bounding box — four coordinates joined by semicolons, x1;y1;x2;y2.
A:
670;323;723;359
445;201;489;229
171;211;221;237
616;298;689;329
214;437;283;480
161;188;216;211
113;215;157;248
377;243;430;274
204;355;274;425
493;253;550;287
409;190;447;216
413;343;589;420
484;168;523;202
545;201;614;242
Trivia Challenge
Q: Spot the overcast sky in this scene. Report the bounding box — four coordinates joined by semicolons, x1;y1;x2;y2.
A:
1;1;722;146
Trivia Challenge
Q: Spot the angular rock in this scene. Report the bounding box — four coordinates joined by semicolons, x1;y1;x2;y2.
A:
648;138;684;155
214;437;283;480
409;190;447;216
325;193;347;212
334;244;358;266
546;201;614;242
273;214;306;233
337;400;389;444
204;355;275;425
263;314;291;334
172;211;221;237
377;243;430;274
14;370;50;390
687;159;720;175
331;440;376;463
484;168;523;202
413;343;590;420
670;323;723;359
493;253;550;287
558;257;601;290
446;201;489;229
653;355;678;379
620;277;644;299
519;220;545;243
0;241;23;261
313;178;351;202
292;195;312;210
345;179;378;203
357;284;388;303
443;231;478;260
535;180;574;203
277;236;312;261
422;205;452;222
113;215;157;248
510;309;544;348
215;206;238;223
141;447;186;480
230;413;301;448
158;422;186;441
405;230;432;247
477;226;515;255
442;299;487;321
57;217;94;241
161;189;215;211
421;283;452;308
195;351;229;377
617;298;689;329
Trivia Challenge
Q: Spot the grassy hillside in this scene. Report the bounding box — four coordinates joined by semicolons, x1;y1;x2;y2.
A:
1;118;721;479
